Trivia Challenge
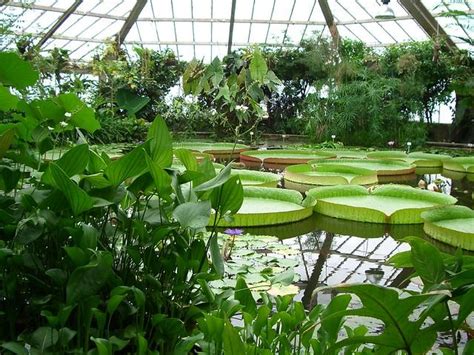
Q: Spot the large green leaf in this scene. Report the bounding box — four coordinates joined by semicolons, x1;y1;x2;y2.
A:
249;48;268;83
49;163;94;215
0;84;19;111
211;175;244;216
315;158;415;176
173;201;211;229
147;115;173;167
223;320;246;354
55;93;100;133
174;148;198;171
42;144;89;185
145;153;172;196
0;52;39;89
231;169;280;188
307;184;457;224
235;277;257;317
116;88;150;115
409;238;445;289
324;284;443;354
422;206;474;250
443;157;474;173
105;145;146;186
0;127;15;159
194;163;232;192
210;234;224;276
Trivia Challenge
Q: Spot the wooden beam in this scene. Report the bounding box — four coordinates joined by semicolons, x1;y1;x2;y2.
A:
227;0;237;54
35;0;83;49
115;0;147;46
318;0;340;46
399;0;457;50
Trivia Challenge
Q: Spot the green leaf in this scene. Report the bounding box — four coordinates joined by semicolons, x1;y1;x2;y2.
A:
0;84;19;111
211;175;243;216
0;128;15;159
43;144;89;185
31;327;59;351
145;153;172;196
174;148;198;171
0;52;39;89
408;238;445;289
249;48;268;83
194;163;232;192
210;234;224;276
66;253;112;304
146;115;173;167
1;342;28;354
116;88;150;115
173;201;211;229
105;145;146;186
223;320;245;354
56;93;100;133
48;163;94;215
235;277;257;317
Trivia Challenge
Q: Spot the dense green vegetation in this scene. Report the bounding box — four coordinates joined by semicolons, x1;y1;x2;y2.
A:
1;33;473;353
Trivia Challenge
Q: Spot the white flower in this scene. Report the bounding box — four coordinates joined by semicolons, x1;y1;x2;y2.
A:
407;142;412;146
259;102;267;111
388;141;395;146
282;134;287;139
250;132;254;136
210;108;217;115
47;126;54;131
331;134;336;139
64;112;72;118
236;104;248;112
59;121;68;127
262;113;269;119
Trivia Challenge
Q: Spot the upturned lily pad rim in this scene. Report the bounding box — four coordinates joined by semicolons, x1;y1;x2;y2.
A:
284;163;378;186
231;169;281;187
312;158;415;176
443;157;474;173
173;142;250;154
307;184;457;224
214;186;314;227
421;206;474;251
240;149;336;165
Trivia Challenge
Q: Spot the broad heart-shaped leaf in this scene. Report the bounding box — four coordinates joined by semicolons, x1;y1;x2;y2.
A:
55;93;100;133
408;237;445;290
172;201;211;229
326;284;442;354
146;115;173;167
42;144;89;185
66;252;113;304
174;148;198;171
30;327;59;351
194;163;232;192
145;153;172;197
249;48;267;83
105;145;146;186
210;234;224;276
235;277;257;317
116;88;150;115
48;163;94;215
0;127;15;159
210;175;243;216
223;320;245;354
0;52;39;89
0;84;19;111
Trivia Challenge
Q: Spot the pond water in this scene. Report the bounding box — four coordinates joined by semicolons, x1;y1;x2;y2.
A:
242;168;474;309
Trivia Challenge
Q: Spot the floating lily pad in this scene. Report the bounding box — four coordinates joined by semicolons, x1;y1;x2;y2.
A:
443;157;474;173
173;142;250;160
307;184;457;224
240;149;335;170
313;159;415;176
320;149;368;159
422;206;474;250
284;164;377;192
367;151;451;168
231;169;281;187
214;186;314;227
43;143;132;161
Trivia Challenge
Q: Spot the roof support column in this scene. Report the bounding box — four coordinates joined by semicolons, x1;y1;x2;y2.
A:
35;0;83;49
116;0;147;47
399;0;457;50
318;0;340;47
227;0;237;54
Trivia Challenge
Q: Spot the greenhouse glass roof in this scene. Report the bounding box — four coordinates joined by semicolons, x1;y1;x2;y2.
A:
1;0;472;62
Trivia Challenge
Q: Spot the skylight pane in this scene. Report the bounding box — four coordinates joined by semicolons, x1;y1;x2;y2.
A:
156;22;176;42
213;0;232;18
192;0;212;18
285;24;308;44
267;24;288;43
195;45;211;62
363;23;397;44
249;23;268;43
175;22;194;42
291;0;317;22
194;22;212;42
173;0;192;18
233;23;251;44
252;0;273;20
235;0;253;20
136;21;159;43
272;0;294;21
212;22;229;43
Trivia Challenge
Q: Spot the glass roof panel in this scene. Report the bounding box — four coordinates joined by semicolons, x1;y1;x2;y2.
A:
249;23;269;43
291;0;318;22
233;23;251;44
192;0;212;18
234;0;254;20
155;22;177;42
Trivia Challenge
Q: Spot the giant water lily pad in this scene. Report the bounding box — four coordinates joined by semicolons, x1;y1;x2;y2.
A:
422;206;474;250
307;184;457;224
320;149;368;159
231;169;280;187
43;143;133;161
284;164;377;192
214;186;314;227
367;151;451;168
240;149;335;170
313;159;415;176
173;142;249;160
443;157;474;173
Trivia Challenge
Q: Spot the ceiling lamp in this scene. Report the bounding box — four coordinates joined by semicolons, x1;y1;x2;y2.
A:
375;0;395;20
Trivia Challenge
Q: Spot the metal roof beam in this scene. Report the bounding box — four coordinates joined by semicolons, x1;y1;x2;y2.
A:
318;0;340;45
399;0;457;50
115;0;147;46
227;0;237;54
35;0;83;49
